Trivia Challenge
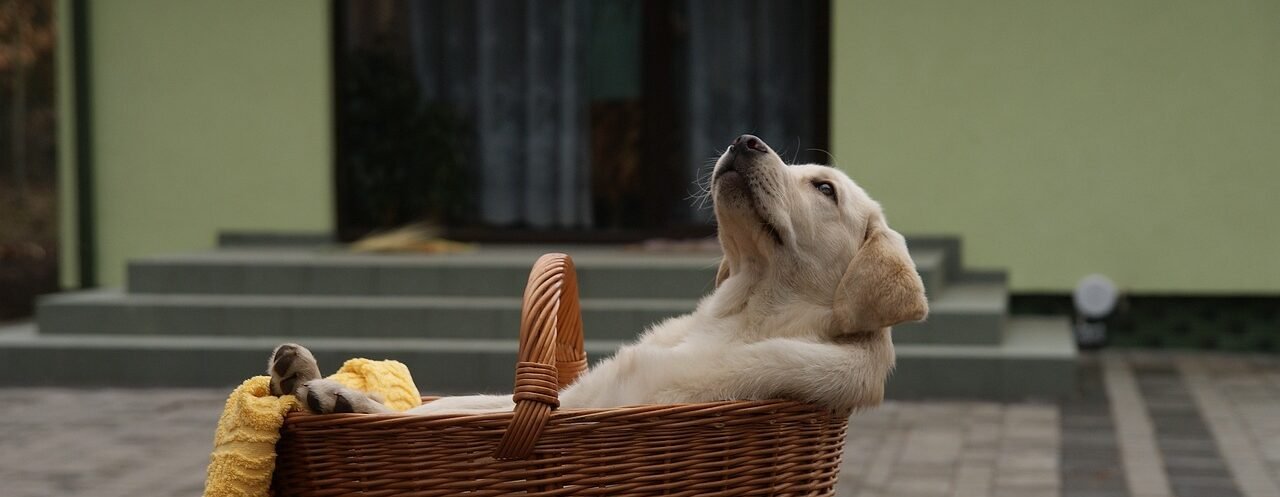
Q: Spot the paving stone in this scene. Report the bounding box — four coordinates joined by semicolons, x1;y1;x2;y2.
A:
892;464;957;479
962;447;1001;463
997;450;1058;471
1169;482;1244;497
900;429;964;465
1163;454;1231;472
1061;432;1125;449
996;469;1060;488
965;422;1003;447
1261;438;1280;461
952;464;993;497
993;487;1056;497
969;403;1004;418
1062;413;1116;430
1006;423;1060;443
1002;434;1058;450
861;430;906;487
1006;404;1058;423
1060;455;1124;472
886;476;952;496
1060;467;1128;490
0;388;223;497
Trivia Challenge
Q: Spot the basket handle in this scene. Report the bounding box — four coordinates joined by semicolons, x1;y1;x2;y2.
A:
493;253;587;459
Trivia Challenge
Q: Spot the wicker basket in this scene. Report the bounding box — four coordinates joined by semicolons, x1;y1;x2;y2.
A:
273;253;850;496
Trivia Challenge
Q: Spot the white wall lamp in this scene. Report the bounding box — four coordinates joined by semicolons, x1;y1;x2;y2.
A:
1073;274;1119;349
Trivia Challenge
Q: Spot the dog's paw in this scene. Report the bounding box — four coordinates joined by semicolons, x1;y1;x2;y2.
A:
269;343;391;414
268;343;321;397
298;379;391;414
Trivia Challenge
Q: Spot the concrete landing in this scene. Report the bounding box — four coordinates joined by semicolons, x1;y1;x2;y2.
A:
892;317;1077;400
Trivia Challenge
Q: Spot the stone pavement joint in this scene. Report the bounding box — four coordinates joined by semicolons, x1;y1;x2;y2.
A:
1105;353;1174;497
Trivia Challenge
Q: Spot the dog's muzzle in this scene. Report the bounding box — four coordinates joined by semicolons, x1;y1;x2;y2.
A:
715;134;770;181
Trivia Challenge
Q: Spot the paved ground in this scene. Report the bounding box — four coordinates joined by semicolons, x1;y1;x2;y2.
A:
1;351;1277;497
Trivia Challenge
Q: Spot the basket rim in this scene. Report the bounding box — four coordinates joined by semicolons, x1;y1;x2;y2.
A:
281;399;848;428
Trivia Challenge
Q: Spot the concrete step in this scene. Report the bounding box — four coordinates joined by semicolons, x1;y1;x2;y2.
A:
890;317;1078;401
0;322;618;394
217;231;336;249
38;284;1004;345
910;247;949;297
125;246;950;299
38;291;695;342
907;236;963;282
0;318;1076;400
894;280;1007;345
128;249;719;300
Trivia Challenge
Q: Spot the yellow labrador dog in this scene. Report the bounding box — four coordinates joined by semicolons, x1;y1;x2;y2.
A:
269;134;928;414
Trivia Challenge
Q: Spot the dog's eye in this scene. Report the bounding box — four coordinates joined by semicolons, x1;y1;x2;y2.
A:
813;181;836;200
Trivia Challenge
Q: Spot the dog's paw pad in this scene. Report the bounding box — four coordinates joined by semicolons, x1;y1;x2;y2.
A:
332;392;356;413
304;382;328;413
269;343;321;397
300;379;385;414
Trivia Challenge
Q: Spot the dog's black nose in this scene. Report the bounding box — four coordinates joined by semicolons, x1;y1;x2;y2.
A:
731;134;769;154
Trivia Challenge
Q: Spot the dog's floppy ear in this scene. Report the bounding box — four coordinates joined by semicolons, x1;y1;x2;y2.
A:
833;214;928;332
715;258;731;288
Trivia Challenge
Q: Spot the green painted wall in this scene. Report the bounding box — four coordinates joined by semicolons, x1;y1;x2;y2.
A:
64;0;332;286
832;0;1280;293
56;0;78;287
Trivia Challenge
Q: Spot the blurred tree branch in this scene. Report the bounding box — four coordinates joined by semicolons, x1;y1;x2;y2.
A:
2;0;54;206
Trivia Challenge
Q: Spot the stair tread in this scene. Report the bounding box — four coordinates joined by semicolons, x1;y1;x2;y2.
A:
8;317;1069;356
892;280;1010;345
56;278;993;310
41;285;1007;345
924;281;1007;312
0;325;625;353
135;246;947;268
0;318;1077;399
909;247;947;271
896;317;1076;358
43;289;698;310
127;247;950;298
139;253;719;268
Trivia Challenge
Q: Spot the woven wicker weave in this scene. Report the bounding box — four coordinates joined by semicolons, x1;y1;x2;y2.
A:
273;253;850;496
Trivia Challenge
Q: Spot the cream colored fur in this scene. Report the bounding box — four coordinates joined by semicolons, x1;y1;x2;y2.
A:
272;136;928;415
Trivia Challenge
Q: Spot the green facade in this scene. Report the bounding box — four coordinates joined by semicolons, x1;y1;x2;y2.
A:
832;0;1280;292
59;0;332;286
60;1;1280;292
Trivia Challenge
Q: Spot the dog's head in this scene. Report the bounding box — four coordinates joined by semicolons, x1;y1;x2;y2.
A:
711;135;928;334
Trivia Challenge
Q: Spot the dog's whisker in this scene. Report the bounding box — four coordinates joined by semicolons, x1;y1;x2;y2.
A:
687;161;719;211
806;148;840;169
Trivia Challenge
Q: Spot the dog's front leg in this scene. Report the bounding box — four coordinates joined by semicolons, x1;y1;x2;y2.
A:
660;339;890;412
404;394;515;414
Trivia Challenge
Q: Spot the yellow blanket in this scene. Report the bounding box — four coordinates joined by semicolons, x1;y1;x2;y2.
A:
202;358;421;497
